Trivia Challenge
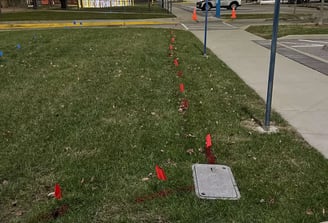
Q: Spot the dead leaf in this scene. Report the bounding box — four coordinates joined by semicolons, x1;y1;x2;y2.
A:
15;211;23;216
2;180;8;185
186;149;194;155
80;178;85;184
184;133;195;138
47;192;55;198
198;148;204;153
11;200;17;207
90;176;95;182
166;159;177;167
306;209;314;215
141;177;150;182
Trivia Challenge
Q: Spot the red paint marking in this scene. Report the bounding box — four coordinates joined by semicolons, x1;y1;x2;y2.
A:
180;98;189;110
135;186;194;203
205;147;216;164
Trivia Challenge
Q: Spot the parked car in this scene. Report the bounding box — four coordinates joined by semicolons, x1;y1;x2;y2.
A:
196;0;241;10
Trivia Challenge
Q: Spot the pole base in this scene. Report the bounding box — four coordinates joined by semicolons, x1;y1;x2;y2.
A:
256;125;278;134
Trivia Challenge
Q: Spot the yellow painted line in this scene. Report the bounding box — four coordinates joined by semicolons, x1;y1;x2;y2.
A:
0;21;178;30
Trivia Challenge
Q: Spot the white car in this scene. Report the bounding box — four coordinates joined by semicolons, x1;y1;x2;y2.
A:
196;0;241;10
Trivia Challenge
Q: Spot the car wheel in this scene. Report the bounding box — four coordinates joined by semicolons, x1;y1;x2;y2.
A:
201;3;211;11
229;2;238;10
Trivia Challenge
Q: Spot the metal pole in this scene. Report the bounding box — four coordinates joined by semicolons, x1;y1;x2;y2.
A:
203;0;209;56
264;0;280;130
216;0;220;18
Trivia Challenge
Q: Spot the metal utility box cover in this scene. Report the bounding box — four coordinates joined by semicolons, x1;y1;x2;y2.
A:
192;164;240;200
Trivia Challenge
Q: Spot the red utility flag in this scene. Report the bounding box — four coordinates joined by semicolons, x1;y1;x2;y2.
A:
205;134;212;149
54;183;62;200
169;44;173;51
177;70;183;77
155;165;167;181
171;37;175;43
174;58;179;67
179;83;185;93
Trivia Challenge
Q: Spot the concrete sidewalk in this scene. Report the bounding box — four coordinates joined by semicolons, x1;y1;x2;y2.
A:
171;5;328;158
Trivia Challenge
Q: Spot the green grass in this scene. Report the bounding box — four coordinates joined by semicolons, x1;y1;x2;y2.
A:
0;28;328;223
221;13;312;20
246;24;328;38
0;5;174;21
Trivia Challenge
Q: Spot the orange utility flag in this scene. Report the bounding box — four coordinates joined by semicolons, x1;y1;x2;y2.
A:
155;165;167;181
205;134;212;149
174;58;179;67
179;83;185;93
54;183;62;200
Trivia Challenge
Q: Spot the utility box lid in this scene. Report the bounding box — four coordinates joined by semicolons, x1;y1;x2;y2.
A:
192;164;240;200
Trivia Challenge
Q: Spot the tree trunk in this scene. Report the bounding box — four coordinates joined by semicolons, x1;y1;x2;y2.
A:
32;0;37;9
318;0;324;25
60;0;67;9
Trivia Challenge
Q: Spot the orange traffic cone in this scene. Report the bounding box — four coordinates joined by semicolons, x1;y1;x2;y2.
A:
231;7;236;19
192;7;198;22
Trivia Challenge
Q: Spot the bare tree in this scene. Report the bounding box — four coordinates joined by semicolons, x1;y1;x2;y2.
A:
318;0;325;25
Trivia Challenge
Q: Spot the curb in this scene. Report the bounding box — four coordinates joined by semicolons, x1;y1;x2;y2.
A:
0;21;178;30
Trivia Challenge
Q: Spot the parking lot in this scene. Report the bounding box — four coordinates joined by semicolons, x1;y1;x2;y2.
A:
255;38;328;75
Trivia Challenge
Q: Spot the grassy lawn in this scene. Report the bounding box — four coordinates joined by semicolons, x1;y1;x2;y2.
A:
221;13;313;20
0;28;328;222
0;5;174;21
246;24;328;39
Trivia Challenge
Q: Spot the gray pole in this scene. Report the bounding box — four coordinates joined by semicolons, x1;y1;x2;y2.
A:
203;0;209;56
264;0;280;130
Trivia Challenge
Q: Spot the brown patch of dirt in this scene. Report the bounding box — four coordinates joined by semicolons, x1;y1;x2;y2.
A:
35;204;69;222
